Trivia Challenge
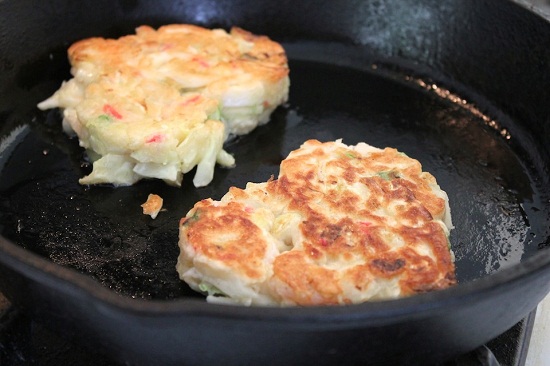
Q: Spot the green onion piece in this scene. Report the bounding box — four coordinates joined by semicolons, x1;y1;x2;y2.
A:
198;283;226;297
377;170;400;180
208;107;221;120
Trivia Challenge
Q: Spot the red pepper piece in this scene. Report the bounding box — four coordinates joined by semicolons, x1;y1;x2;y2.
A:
180;95;201;106
102;104;123;119
145;134;165;143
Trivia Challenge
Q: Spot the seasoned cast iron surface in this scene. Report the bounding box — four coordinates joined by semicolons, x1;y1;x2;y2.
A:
0;44;549;301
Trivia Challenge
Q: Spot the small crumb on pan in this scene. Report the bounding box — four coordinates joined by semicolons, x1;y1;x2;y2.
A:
141;194;163;219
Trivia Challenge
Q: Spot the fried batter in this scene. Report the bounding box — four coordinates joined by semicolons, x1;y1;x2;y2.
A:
38;24;289;187
177;139;456;306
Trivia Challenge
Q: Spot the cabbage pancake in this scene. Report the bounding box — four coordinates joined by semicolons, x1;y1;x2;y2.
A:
177;139;456;306
37;24;289;187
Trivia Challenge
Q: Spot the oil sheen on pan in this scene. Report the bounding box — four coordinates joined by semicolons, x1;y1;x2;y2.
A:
0;42;549;301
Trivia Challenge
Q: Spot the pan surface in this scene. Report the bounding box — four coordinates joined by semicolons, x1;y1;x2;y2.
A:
0;0;550;365
0;48;548;298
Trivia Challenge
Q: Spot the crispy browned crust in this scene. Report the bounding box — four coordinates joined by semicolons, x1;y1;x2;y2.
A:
68;24;289;83
178;140;456;306
141;194;163;219
181;200;269;280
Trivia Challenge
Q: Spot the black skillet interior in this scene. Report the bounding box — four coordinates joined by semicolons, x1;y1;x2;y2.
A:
1;29;550;303
0;0;549;307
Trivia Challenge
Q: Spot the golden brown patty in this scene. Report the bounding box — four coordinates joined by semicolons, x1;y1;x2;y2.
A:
37;24;289;187
177;139;456;306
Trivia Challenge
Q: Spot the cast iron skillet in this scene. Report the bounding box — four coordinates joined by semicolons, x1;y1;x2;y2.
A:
1;0;550;365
